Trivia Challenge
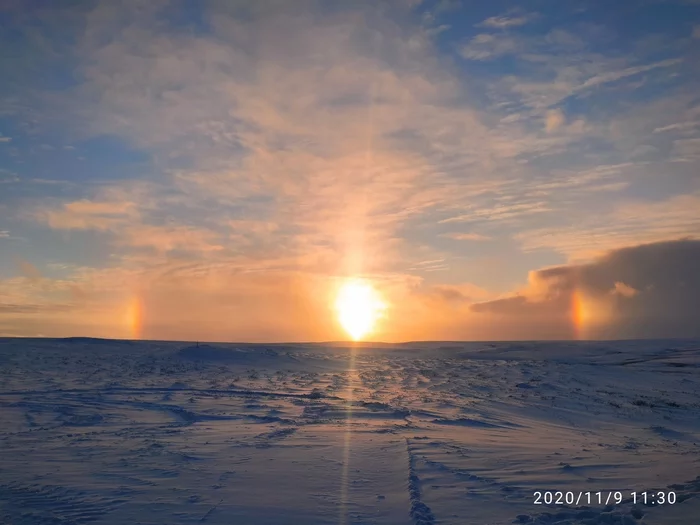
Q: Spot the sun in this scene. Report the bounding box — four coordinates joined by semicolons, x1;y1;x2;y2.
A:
335;278;386;341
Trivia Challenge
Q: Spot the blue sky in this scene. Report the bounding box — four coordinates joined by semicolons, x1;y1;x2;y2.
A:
1;0;699;341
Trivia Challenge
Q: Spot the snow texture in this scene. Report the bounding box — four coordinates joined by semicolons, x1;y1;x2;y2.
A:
0;337;699;524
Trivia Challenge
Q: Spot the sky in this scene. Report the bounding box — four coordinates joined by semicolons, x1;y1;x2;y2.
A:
1;0;699;342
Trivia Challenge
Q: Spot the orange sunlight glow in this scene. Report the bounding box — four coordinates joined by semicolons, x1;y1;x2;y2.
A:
571;288;586;339
334;278;386;341
571;288;602;340
125;295;143;340
573;288;616;340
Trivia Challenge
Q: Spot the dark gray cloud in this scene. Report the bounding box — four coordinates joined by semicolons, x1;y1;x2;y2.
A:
471;239;700;339
430;285;473;303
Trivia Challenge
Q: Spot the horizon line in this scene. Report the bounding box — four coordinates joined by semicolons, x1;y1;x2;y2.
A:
0;335;697;346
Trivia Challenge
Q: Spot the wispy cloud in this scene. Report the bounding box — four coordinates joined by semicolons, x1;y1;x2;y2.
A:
40;198;138;231
477;10;538;29
653;121;700;133
120;225;225;255
576;58;682;91
439;201;552;225
440;232;491;241
544;108;565;132
612;281;638;298
459;33;519;60
514;193;700;259
671;137;700;161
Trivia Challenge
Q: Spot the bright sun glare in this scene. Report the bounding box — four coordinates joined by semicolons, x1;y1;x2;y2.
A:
335;279;386;341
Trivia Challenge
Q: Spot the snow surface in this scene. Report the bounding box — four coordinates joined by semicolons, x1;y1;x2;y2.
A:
0;337;699;524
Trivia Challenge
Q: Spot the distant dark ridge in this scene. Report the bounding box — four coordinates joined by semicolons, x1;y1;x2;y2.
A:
316;341;398;348
61;337;134;345
178;344;283;361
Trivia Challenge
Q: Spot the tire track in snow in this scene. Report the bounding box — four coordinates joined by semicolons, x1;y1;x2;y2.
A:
405;438;436;525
